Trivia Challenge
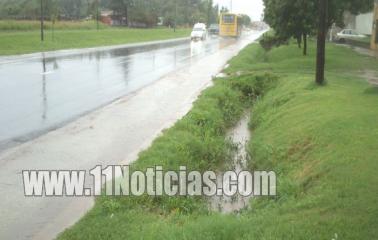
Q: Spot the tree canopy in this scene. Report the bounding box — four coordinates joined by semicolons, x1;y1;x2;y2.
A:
0;0;220;27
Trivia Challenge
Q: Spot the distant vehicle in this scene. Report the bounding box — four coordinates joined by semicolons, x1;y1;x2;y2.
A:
335;29;366;42
219;13;242;38
191;23;207;41
208;24;220;35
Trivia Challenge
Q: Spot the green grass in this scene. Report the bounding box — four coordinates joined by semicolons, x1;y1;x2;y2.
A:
58;40;378;239
0;25;190;56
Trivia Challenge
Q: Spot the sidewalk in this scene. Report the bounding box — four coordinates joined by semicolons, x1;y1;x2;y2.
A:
341;44;378;86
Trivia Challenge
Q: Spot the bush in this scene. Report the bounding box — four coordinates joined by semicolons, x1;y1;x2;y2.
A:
259;33;288;51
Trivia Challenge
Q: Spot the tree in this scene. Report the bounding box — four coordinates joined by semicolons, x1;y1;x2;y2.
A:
316;0;374;84
57;0;85;19
240;14;251;26
206;0;212;27
315;0;326;84
220;6;228;13
264;0;374;83
0;0;221;29
263;0;316;56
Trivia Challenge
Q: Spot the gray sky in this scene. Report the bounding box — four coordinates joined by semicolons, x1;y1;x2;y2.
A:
213;0;265;21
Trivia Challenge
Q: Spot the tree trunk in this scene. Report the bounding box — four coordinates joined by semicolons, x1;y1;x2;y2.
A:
96;0;99;30
297;35;302;48
303;33;307;56
315;0;327;85
125;6;128;26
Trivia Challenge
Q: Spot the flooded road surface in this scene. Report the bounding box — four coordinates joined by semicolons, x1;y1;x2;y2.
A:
0;37;236;148
0;30;266;240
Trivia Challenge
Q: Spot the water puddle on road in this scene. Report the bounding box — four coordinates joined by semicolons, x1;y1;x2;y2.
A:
210;112;253;213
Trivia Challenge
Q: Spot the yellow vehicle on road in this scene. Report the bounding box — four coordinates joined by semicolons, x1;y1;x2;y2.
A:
219;13;242;38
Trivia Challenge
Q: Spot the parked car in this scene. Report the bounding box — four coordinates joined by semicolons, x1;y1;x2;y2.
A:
208;24;219;35
335;29;366;43
191;23;207;41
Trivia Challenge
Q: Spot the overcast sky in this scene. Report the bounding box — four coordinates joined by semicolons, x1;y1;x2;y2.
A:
213;0;265;21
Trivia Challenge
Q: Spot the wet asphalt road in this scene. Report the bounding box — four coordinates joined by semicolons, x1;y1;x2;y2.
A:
0;37;236;149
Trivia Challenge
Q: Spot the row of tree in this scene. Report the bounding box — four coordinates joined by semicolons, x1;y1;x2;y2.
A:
263;0;374;84
0;0;224;27
0;0;86;20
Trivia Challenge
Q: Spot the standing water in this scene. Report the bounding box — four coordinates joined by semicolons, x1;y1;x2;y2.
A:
210;112;253;213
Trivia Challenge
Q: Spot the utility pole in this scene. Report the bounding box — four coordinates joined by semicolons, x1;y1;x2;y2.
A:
174;0;177;32
96;0;100;31
40;0;44;41
207;0;212;27
230;0;232;12
315;0;327;85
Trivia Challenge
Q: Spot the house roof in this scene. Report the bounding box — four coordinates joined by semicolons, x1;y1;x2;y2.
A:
101;10;114;17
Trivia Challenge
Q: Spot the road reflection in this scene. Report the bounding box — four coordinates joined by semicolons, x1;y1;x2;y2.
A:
0;37;239;147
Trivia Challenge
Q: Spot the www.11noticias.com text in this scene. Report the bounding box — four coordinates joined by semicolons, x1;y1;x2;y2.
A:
23;165;276;197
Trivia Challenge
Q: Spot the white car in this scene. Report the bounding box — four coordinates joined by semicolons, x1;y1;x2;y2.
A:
191;23;207;41
336;29;366;42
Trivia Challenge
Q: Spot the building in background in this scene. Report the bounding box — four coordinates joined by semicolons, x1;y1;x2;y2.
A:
342;2;378;50
100;10;113;25
356;12;374;35
343;11;373;35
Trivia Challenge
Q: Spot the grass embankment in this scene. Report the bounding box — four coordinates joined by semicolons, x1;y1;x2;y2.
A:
0;20;190;56
59;39;378;239
230;41;378;239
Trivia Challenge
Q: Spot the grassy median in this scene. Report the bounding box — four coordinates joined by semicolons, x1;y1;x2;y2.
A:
59;39;378;239
0;20;190;56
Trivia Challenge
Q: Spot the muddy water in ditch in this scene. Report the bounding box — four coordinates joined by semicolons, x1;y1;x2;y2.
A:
210;113;253;213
